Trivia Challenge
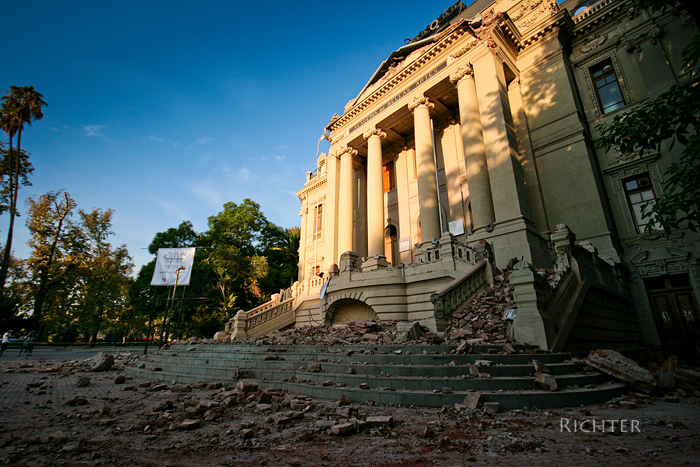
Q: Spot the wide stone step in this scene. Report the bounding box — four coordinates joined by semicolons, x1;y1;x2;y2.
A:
124;343;622;409
157;350;575;366
134;360;606;391
145;353;582;377
124;365;624;409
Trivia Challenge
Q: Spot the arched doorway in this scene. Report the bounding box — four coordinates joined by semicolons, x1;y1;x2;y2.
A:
325;298;379;327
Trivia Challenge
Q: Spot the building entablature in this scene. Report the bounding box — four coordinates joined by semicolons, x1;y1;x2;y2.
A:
295;173;327;202
327;12;528;142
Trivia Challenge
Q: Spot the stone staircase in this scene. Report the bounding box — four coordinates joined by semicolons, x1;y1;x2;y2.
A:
125;343;625;409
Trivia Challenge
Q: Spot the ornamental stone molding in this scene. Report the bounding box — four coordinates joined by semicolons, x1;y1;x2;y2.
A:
408;95;434;112
580;33;607;54
449;65;475;84
623;26;662;53
362;127;387;140
450;40;479;59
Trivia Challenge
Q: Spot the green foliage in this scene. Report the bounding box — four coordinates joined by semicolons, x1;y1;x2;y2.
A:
0;85;46;301
596;26;700;235
132;199;300;341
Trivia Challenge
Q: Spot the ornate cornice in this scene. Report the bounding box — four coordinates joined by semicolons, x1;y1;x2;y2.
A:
327;21;473;133
296;175;327;201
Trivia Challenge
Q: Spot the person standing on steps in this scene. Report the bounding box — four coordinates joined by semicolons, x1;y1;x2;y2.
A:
0;330;11;356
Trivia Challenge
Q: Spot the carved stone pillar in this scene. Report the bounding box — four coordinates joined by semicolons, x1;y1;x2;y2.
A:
450;65;495;229
363;127;387;258
336;146;358;257
409;95;441;243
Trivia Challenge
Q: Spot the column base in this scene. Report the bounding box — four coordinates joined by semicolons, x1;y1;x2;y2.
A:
361;255;391;271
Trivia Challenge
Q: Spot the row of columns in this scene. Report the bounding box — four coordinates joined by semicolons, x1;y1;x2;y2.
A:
334;64;497;261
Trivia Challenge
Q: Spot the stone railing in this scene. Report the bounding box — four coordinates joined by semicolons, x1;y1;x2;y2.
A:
244;297;295;332
572;0;618;24
414;232;492;266
512;223;634;351
430;260;491;319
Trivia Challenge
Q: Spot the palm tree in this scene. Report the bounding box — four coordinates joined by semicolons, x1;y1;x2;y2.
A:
0;86;47;300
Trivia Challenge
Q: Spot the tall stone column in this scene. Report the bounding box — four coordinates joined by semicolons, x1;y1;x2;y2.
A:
363;127;387;257
297;205;308;281
337;146;358;256
450;65;495;229
409;95;441;243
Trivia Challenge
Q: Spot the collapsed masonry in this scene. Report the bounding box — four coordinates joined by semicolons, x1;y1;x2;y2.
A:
215;224;647;359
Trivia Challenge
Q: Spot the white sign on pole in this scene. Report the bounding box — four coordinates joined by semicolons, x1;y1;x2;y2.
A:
150;248;196;286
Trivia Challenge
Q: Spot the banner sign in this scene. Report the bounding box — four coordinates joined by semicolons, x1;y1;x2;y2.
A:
150;248;196;286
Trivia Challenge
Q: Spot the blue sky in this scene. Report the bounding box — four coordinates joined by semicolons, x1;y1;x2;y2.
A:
1;1;469;273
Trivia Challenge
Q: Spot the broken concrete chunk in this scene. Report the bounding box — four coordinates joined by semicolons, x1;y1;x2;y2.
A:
533;360;551;374
366;416;393;428
236;379;258;394
534;372;557;391
395;321;425;343
89;352;114;372
330;422;356;435
463;391;484;409
586;349;656;392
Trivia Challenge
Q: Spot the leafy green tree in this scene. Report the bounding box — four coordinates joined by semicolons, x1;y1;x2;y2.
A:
147;220;200;254
0;143;33;217
205;198;267;254
259;224;300;296
72;208;134;343
597;3;700;235
25;191;80;337
0;85;47;299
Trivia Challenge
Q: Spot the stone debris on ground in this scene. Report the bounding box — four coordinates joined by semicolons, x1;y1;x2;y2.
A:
2;354;700;466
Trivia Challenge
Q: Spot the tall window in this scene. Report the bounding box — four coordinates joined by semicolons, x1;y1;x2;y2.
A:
315;204;323;238
590;58;625;114
623;173;656;233
383;161;395;193
385;225;398;265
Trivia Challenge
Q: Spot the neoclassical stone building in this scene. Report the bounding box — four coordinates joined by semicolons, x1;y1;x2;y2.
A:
225;0;699;364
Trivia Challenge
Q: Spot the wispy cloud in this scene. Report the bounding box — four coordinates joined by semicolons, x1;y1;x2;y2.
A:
238;167;251;183
277;145;288;150
83;124;104;136
196;136;215;145
149;135;165;142
188;181;224;207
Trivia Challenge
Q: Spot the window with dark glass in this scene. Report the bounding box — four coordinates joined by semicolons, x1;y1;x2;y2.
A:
591;59;625;114
383;161;395;193
622;173;656;233
315;204;323;237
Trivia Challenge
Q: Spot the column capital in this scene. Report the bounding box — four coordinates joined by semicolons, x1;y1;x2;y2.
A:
330;145;358;159
408;95;434;112
449;65;474;84
363;127;387;141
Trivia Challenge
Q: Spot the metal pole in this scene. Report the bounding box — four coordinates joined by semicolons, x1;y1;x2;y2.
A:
174;285;187;341
159;286;173;348
163;267;185;346
144;286;158;356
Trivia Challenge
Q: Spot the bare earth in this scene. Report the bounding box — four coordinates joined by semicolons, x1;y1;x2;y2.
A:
1;354;699;467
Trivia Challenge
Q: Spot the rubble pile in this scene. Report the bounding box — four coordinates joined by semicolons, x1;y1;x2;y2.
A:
58;351;141;373
443;269;516;344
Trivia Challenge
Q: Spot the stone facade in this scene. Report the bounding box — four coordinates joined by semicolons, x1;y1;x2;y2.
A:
241;0;700;363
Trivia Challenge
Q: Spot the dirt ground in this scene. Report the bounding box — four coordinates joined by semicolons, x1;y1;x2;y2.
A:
1;355;700;467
